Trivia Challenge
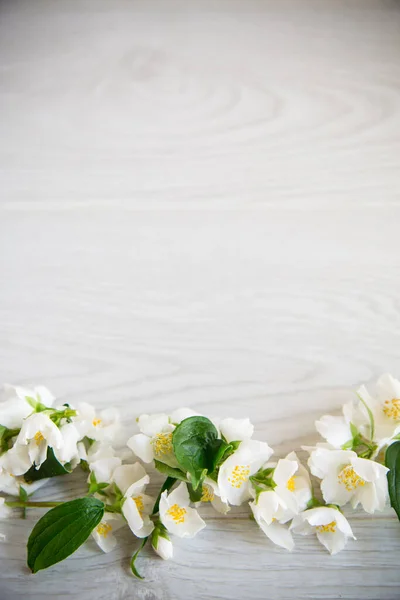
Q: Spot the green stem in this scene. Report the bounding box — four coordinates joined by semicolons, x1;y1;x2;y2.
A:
356;392;375;441
5;500;62;508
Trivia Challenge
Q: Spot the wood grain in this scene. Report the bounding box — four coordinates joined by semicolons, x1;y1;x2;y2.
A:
0;0;400;598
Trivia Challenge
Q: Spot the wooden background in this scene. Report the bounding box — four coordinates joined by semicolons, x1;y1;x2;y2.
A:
0;1;400;598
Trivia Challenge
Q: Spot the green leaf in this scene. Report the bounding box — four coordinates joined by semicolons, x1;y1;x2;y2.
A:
130;538;148;579
23;447;72;483
27;497;105;573
187;482;203;502
386;441;400;521
172;416;225;490
154;460;188;482
0;425;20;454
25;395;48;413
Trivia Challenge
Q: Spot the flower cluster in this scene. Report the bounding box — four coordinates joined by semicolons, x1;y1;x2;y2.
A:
0;374;399;576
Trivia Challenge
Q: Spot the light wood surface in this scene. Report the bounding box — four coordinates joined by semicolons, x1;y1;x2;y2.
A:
1;1;400;598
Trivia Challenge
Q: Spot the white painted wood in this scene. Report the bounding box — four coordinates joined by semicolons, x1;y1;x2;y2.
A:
1;0;400;598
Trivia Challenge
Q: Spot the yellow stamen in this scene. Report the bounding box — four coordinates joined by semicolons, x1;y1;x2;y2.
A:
134;495;144;516
287;476;296;492
34;431;44;445
166;503;186;524
228;465;250;489
96;523;112;537
338;465;365;491
201;484;215;502
316;521;336;534
92;418;102;427
383;399;400;422
152;432;173;457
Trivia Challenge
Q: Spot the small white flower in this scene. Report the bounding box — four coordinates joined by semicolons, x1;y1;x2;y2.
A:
218;440;273;506
218;417;254;443
272;452;312;517
74;403;120;444
159;482;206;538
250;490;295;551
91;513;125;553
112;463;155;538
16;413;63;469
127;413;177;468
195;477;230;514
358;374;400;447
0;497;12;519
152;528;173;560
291;506;355;554
308;447;389;513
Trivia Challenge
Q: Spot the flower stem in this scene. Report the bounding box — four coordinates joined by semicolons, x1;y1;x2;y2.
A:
5;500;62;508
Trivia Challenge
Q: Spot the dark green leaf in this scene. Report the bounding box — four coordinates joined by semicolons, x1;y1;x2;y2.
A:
386;441;400;521
27;497;105;573
24;447;72;483
154;460;188;482
187;482;203;502
172;416;225;490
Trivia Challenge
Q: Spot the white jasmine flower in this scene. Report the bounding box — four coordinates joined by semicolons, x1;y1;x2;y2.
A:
218;440;273;506
291;506;355;554
195;477;230;514
271;452;313;518
16;413;63;469
250;490;294;551
91;513;125;553
112;463;155;538
358;374;400;446
0;497;12;519
219;417;254;443
308;447;389;513
152;527;173;560
159;482;206;538
127;413;177;468
74;403;120;443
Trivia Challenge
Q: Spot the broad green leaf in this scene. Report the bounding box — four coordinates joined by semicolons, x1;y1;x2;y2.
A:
154;460;188;482
24;447;72;482
27;497;105;573
172;416;225;490
187;482;203;502
386;441;400;521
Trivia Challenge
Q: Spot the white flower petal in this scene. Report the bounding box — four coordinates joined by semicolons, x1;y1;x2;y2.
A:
273;458;298;488
125;475;150;499
162;505;205;538
127;434;154;463
0;386;32;428
54;423;80;464
167;482;190;508
351;457;389;482
252;511;295;551
152;533;173;560
1;444;32;476
0;498;12;519
316;529;347;555
138;414;169;437
91;514;125;553
169;408;200;424
315;415;352;448
90;457;121;484
112;463;148;495
219;418;254;443
122;497;147;537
